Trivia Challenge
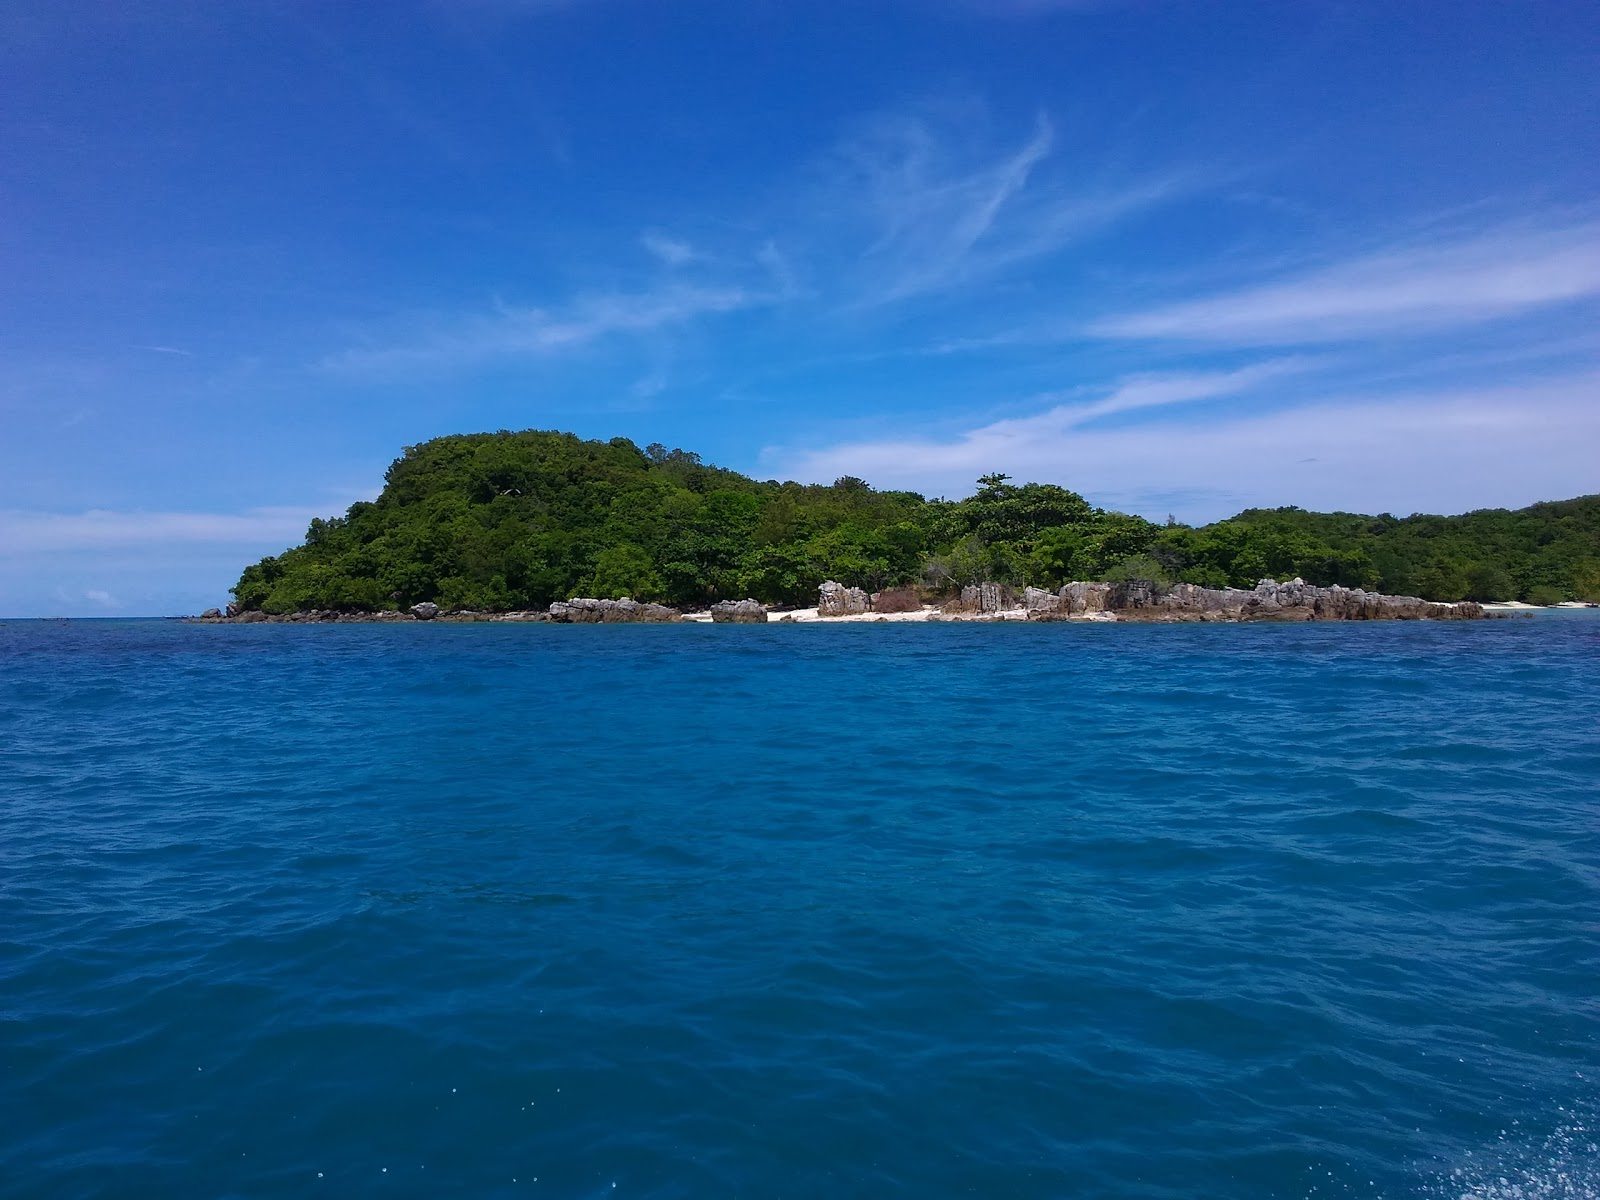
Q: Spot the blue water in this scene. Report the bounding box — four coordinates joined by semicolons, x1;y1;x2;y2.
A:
3;619;1597;1199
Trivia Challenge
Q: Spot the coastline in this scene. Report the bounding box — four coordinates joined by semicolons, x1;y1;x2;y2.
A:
191;577;1498;625
682;605;1107;623
1481;600;1596;612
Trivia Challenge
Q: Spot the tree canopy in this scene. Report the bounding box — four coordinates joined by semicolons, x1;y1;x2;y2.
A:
231;429;1600;613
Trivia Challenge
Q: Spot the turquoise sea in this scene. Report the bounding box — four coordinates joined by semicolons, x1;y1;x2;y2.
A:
3;616;1597;1199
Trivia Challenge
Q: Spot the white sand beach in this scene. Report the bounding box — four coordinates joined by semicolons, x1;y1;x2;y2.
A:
1481;600;1598;611
681;605;1118;623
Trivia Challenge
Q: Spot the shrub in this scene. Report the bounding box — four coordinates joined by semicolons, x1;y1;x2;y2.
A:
1464;563;1516;602
869;586;922;613
1102;555;1173;587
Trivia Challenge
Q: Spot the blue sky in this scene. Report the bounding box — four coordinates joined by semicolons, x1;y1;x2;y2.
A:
3;1;1598;616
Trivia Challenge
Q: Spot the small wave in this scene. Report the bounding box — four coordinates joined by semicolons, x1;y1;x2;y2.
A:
1432;1113;1597;1199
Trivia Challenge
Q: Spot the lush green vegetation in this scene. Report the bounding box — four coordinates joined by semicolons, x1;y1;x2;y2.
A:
232;430;1600;613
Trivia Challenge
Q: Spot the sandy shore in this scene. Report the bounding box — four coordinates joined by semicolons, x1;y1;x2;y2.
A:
680;605;1117;624
1482;601;1597;611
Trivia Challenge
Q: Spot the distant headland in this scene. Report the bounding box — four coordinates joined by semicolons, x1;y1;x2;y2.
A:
213;429;1600;621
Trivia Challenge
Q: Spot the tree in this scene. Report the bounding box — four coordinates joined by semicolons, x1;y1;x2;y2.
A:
584;544;664;601
226;428;1600;615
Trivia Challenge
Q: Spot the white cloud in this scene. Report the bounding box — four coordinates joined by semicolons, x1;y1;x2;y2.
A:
1094;221;1600;344
756;240;798;298
1014;359;1313;427
641;232;695;266
320;283;756;376
770;370;1600;521
0;507;326;554
856;113;1052;302
821;109;1185;306
0;507;340;615
776;360;1306;482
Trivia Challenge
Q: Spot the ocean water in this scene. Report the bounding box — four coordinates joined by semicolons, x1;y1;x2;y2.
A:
3;618;1597;1200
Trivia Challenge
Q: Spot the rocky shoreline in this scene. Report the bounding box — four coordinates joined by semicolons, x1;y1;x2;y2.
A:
1023;578;1484;622
190;577;1489;625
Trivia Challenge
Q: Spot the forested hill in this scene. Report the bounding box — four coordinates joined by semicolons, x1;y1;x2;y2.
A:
231;430;1600;613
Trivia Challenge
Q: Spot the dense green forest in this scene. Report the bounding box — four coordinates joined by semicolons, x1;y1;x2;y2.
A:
232;430;1600;613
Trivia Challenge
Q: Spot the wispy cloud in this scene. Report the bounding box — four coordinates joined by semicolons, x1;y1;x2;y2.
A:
756;241;798;298
1093;220;1600;344
641;232;695;266
850;112;1052;303
0;507;328;554
770;370;1600;521
776;360;1306;481
82;588;121;608
1023;359;1313;426
822;109;1185;306
131;344;194;356
317;104;1186;381
320;283;758;376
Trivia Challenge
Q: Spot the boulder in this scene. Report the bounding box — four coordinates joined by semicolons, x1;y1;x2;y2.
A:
870;586;922;613
1065;576;1489;623
411;601;440;621
710;598;768;623
981;582;1012;612
235;609;268;623
1060;581;1113;615
549;599;600;623
944;582;1016;615
199;608;221;619
548;598;681;623
1023;587;1061;617
225;603;241;618
1108;580;1163;610
817;580;869;617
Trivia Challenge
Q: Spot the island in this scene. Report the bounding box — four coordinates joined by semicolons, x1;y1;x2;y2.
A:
206;429;1599;622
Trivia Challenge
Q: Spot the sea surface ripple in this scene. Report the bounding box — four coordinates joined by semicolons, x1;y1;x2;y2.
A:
2;617;1597;1199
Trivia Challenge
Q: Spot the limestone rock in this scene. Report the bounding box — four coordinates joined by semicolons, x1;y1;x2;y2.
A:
1061;581;1113;615
817;580;869;617
411;601;440;621
548;598;680;623
1023;577;1482;622
1023;587;1061;616
1082;577;1484;622
944;582;1016;614
710;598;768;623
1108;580;1163;610
981;582;1012;612
1027;582;1112;620
199;608;222;619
